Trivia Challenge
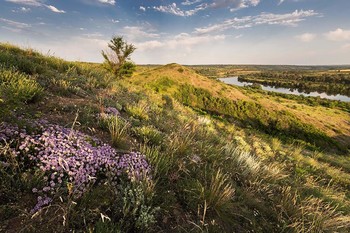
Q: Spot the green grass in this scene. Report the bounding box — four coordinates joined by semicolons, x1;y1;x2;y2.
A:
106;115;130;148
1;43;350;233
0;67;43;104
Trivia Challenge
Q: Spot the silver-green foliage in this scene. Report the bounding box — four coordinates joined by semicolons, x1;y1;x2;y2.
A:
117;182;159;231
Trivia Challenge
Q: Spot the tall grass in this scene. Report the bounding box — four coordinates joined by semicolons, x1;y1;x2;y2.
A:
279;187;350;232
107;115;130;147
126;101;149;121
133;125;163;146
184;167;235;225
139;144;173;180
167;122;196;156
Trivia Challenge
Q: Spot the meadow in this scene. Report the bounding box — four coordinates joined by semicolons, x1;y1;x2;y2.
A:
1;43;350;232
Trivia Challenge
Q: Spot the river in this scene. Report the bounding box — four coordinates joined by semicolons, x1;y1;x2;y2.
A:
219;77;350;102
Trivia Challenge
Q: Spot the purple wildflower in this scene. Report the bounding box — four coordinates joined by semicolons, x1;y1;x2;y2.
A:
0;119;152;213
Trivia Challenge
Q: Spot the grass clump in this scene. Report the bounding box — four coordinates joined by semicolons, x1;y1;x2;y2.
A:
279;187;350;232
0;67;43;104
126;101;150;121
139;145;173;180
196;168;235;218
106;115;130;147
133;125;163;146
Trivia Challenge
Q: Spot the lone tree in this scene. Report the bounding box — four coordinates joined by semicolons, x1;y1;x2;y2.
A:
102;36;136;78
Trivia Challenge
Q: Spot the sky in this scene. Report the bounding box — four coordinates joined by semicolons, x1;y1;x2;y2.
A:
0;0;350;65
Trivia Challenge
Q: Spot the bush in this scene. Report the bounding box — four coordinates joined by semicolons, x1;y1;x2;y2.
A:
114;181;158;231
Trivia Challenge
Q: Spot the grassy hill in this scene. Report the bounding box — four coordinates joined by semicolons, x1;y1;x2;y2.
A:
132;63;350;152
1;43;350;232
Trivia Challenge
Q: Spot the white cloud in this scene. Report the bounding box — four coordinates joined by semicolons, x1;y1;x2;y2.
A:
342;44;350;50
12;6;31;12
254;10;318;26
136;40;164;51
155;0;260;16
0;17;31;29
46;5;65;13
325;28;350;41
110;19;119;23
182;0;203;5
211;0;260;11
82;33;104;38
195;10;318;34
153;2;208;17
168;33;225;49
296;33;316;42
140;6;146;12
97;0;115;5
196;16;252;34
278;0;285;5
20;6;30;12
135;33;226;51
6;0;42;6
122;26;160;41
6;0;65;13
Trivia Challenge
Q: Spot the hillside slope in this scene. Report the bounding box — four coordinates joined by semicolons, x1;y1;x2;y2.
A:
132;63;350;152
1;43;350;232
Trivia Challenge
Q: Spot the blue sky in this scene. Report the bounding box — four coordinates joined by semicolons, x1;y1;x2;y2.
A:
1;0;350;65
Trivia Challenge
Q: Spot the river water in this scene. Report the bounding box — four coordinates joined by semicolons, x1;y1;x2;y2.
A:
219;77;350;102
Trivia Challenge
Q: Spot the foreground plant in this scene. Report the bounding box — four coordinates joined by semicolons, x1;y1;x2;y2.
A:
0;67;43;104
0;119;151;213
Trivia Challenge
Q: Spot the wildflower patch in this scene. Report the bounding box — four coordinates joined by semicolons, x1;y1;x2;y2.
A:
0;119;151;213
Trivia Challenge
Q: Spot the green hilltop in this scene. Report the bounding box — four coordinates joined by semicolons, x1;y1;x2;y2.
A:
1;43;350;232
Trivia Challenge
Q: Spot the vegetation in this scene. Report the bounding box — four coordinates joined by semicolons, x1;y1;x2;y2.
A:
239;71;350;97
102;36;136;78
1;43;350;232
188;64;350;79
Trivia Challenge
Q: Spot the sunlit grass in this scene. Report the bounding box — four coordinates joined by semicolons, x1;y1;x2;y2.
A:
107;115;130;147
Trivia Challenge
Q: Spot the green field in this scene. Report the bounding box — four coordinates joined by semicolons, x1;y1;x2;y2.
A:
1;43;350;232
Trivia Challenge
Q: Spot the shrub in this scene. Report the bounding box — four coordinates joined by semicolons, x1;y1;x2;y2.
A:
177;67;184;73
115;181;159;231
49;79;81;96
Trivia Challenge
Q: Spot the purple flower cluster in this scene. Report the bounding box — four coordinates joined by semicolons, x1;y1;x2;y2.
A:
104;107;120;116
0;120;151;213
117;152;152;181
